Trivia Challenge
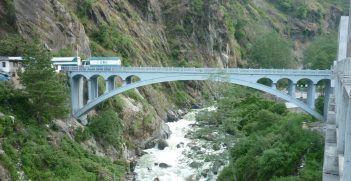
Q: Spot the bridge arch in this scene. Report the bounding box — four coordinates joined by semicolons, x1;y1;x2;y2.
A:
73;75;325;121
257;77;274;87
276;78;293;89
72;74;87;80
126;75;141;84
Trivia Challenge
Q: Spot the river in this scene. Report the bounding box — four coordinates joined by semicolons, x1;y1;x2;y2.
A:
134;108;228;181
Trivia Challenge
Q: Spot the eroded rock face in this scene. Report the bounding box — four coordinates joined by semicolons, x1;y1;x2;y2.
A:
14;0;91;56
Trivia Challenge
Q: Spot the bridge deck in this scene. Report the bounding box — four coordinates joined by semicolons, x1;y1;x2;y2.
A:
62;66;331;75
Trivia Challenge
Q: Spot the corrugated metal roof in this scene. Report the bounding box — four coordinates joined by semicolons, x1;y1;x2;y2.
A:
51;57;77;62
0;56;23;61
88;57;121;60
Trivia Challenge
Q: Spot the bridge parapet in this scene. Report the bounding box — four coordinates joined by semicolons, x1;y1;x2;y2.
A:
62;66;331;75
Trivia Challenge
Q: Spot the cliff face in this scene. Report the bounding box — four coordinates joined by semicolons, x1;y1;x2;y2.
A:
13;0;91;56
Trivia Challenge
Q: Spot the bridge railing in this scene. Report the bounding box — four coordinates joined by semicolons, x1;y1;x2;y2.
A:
61;66;331;75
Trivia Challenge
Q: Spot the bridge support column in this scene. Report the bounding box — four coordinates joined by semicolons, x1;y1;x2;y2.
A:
122;80;126;86
126;77;132;85
105;77;115;93
90;77;98;100
324;81;332;120
70;76;84;113
342;97;351;181
271;82;277;90
307;81;316;110
87;79;93;103
288;81;296;98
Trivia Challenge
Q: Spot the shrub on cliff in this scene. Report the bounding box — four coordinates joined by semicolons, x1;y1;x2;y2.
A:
88;110;123;151
249;32;294;68
304;33;337;69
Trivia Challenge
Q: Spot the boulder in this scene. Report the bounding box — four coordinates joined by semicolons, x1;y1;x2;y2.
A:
160;122;171;139
166;111;178;122
186;174;198;181
159;163;171;168
129;160;137;172
211;160;224;175
189;161;201;168
190;146;201;151
135;148;148;156
191;103;201;109
212;144;221;151
184;132;193;139
144;139;157;149
176;142;184;148
157;139;168;150
201;169;210;178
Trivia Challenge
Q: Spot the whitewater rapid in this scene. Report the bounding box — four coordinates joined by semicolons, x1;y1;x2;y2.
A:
134;108;225;181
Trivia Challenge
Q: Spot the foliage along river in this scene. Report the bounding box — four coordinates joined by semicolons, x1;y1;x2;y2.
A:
134;108;229;181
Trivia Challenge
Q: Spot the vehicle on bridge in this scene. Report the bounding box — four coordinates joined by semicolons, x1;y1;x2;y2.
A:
83;57;122;68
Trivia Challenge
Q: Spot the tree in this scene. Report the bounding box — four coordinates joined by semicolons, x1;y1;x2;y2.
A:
0;34;29;56
19;43;69;122
249;32;294;68
304;33;337;69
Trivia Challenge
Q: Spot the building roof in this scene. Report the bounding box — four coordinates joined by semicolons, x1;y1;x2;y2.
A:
51;57;78;62
0;56;23;61
88;57;121;60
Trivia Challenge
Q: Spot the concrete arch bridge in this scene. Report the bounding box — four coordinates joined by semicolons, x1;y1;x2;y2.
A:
62;66;332;121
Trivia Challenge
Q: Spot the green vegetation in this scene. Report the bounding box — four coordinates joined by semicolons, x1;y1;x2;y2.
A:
77;0;97;18
0;34;29;56
304;33;337;69
195;86;323;181
0;0;16;31
0;35;128;179
249;32;294;68
192;0;204;14
90;24;133;66
88;110;123;151
269;0;315;18
20;43;69;122
0;84;128;180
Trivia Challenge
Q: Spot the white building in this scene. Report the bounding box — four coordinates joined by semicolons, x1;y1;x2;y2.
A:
51;57;81;72
0;56;23;78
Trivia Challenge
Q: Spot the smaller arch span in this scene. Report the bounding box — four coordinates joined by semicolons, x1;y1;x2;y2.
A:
73;75;324;121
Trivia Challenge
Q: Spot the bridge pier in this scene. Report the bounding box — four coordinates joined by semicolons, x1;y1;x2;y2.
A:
105;77;115;93
324;81;332;120
307;81;316;110
70;76;84;113
126;76;132;84
271;82;277;89
88;77;98;102
288;81;296;98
